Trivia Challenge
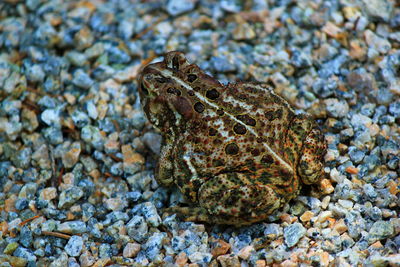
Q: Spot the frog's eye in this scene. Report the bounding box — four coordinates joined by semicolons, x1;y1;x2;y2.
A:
172;55;180;70
155;76;170;83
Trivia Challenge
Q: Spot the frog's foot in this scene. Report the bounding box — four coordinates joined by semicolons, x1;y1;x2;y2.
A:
162;206;225;224
298;128;326;185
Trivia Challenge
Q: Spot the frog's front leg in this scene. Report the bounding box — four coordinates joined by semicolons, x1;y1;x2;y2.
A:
155;141;175;186
164;172;283;226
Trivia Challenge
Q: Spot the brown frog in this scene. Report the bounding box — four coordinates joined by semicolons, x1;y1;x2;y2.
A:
138;51;326;226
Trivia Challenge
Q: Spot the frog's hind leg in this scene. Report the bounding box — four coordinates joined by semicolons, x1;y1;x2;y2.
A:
164;173;283;226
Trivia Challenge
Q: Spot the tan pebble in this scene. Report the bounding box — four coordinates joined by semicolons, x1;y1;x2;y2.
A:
104;197;127;211
345;166;359;174
317;211;333;223
66;212;75;220
122;145;145;165
280;213;296;224
281;259;297;267
39;187;57;200
92;258;111;267
300;211;314;222
79;251;96;267
255;260;266;267
324;149;338;162
64;93;76;105
320;179;334;194
21;108;39;132
175;252;188;267
211;239;230;257
88;169;100;179
388;180;400;195
0;221;8;237
97;99;108;120
321;196;331;209
104;139;119;152
237;245;254;260
62;142;81;168
349;40;367;60
319;251;330;266
322;21;342;37
217;254;240;267
333;219;348;234
370;241;383;249
5;195;17;212
123;242;141;258
60;173;75;190
368;123;380;137
188;264;200;267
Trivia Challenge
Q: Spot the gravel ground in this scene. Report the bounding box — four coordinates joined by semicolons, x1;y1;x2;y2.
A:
0;0;399;266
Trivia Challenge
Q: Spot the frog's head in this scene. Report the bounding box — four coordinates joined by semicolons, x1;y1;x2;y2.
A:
137;51;198;132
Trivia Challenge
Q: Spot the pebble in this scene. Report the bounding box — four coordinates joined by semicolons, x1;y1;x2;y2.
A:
65;235;84;257
1;1;399;266
166;0;196;16
284;223;306;247
123;242;141;258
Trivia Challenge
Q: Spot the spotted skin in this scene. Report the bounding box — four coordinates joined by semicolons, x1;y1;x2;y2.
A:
138;51;326;226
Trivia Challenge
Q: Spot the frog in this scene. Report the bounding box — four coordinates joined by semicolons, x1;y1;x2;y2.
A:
137;51;326;226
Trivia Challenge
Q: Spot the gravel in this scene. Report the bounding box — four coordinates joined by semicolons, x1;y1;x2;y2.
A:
0;0;399;266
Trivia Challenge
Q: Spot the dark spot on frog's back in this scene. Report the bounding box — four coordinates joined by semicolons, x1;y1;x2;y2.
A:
225;143;239;155
206;89;219;100
187;74;197;83
167;87;181;96
233;123;246;135
194;102;205;113
208;128;217;136
236;114;256;126
261;154;274;164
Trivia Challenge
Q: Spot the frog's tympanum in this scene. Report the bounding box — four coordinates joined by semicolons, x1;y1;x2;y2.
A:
138;51;326;226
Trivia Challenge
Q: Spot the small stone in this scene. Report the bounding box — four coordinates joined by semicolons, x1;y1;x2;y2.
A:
211;239;231;257
217;254;240;267
58;186;83;209
188;252;213;265
79;251;96;267
65;235;84;257
0;255;27;267
300;211;314;222
143;232;166;261
57;221;87;234
166;0;196;16
237;245;254;260
122;242;141;258
3;242;19;255
26;64;45;83
324;99;349;118
72;69;93;89
41;109;61;127
284;223;306;247
320;179;335;194
19;226;33;248
126;215;148;242
362;0;394;22
62;142;82;168
367;220;394;244
175;252;188;267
